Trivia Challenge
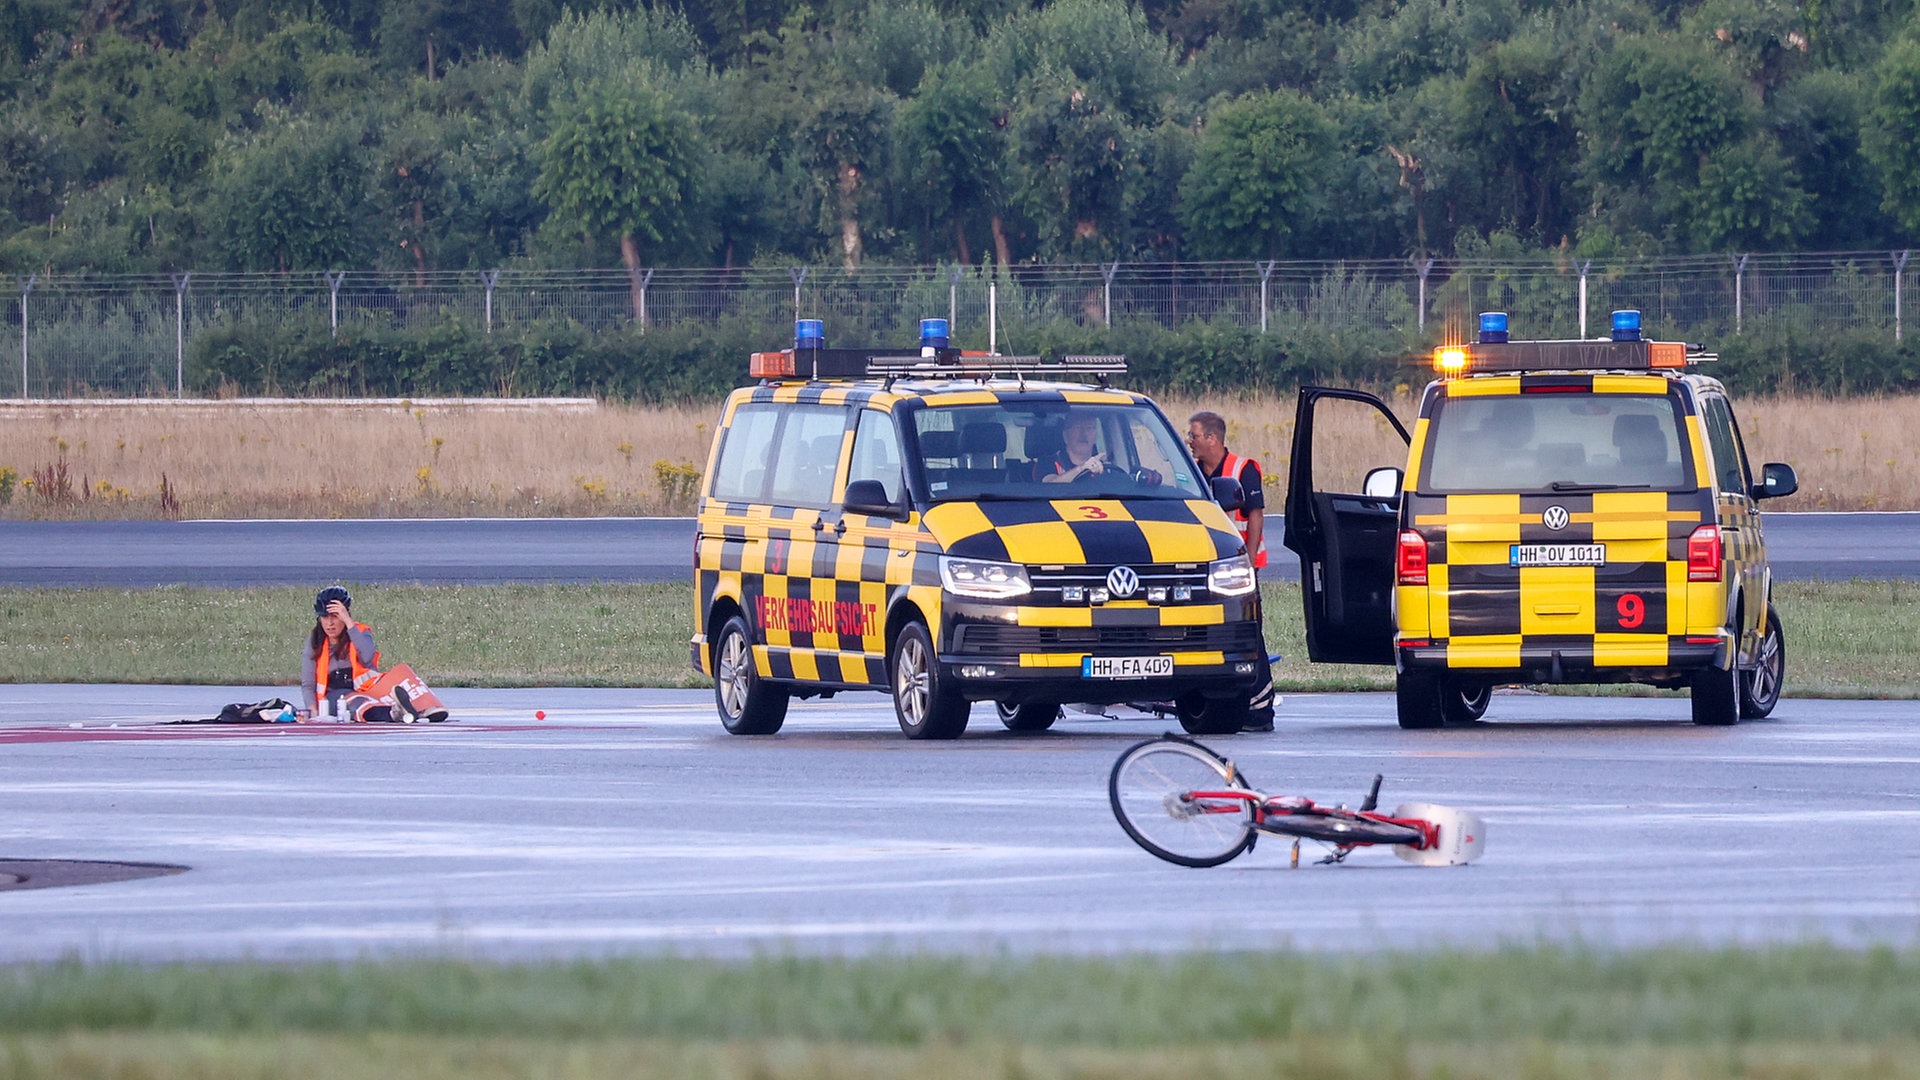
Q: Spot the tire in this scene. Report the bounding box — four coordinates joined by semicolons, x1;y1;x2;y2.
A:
995;700;1060;732
1174;691;1249;736
712;614;788;735
1263;813;1424;847
1690;658;1740;726
1440;677;1491;724
890;621;970;740
1108;737;1257;868
1738;606;1785;719
1395;670;1445;729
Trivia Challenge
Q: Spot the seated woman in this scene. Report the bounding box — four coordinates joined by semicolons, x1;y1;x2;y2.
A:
300;586;450;722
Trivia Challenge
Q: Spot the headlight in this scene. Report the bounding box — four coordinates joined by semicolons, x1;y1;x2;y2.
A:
1207;554;1257;597
939;557;1031;599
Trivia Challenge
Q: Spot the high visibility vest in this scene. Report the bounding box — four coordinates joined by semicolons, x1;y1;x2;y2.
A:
1220;452;1267;568
313;623;381;699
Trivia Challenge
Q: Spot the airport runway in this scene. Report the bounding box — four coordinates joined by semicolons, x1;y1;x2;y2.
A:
1;511;1915;586
3;685;1917;962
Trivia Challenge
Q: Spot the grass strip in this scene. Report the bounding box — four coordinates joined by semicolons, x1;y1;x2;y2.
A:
1;580;1915;696
3;948;1920;1079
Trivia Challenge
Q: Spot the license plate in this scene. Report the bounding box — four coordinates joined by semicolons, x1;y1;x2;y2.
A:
1510;543;1607;567
1082;655;1174;679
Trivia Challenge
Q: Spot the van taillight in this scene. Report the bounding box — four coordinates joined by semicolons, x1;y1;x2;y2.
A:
1687;524;1723;581
1397;530;1428;585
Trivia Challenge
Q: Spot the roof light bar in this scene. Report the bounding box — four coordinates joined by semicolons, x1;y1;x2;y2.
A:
749;318;1128;382
1430;338;1712;375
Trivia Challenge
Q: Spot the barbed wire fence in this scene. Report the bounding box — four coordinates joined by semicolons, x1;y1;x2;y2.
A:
2;251;1913;398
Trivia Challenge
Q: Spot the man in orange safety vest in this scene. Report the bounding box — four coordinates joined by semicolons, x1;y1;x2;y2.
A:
1186;411;1275;731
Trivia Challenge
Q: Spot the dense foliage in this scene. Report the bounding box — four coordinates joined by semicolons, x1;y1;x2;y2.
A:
5;0;1920;279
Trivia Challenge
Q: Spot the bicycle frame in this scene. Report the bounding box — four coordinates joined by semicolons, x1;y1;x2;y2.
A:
1178;787;1438;855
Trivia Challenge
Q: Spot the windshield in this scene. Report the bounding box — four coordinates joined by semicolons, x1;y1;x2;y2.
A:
1420;392;1693;493
910;401;1208;503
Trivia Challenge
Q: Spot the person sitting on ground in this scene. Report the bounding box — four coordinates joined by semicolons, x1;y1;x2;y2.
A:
300;586;449;723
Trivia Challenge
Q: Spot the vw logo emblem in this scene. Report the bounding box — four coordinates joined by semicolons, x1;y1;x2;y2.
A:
1542;505;1571;531
1106;566;1140;598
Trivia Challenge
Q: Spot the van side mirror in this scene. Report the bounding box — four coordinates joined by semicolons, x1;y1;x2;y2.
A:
1210;475;1244;512
1363;466;1403;500
844;479;904;518
1751;461;1798;500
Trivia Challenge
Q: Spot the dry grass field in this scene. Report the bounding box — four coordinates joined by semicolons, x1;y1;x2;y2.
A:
0;392;1911;519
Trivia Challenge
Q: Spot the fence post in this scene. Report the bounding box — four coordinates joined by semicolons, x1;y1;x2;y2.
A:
789;266;808;321
949;265;966;330
171;272;190;397
989;276;998;355
1895;251;1911;342
1577;260;1592;339
326;270;346;337
18;274;32;400
631;267;655;330
1102;262;1119;327
1415;258;1434;334
1258;260;1276;333
480;269;500;333
1732;254;1749;334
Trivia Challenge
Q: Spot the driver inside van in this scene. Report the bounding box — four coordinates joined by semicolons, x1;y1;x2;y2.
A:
1040;415;1107;482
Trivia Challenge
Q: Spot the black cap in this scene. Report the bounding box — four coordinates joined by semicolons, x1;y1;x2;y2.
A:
314;586;352;616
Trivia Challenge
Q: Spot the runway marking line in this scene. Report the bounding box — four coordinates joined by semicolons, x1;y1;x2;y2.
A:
0;723;584;744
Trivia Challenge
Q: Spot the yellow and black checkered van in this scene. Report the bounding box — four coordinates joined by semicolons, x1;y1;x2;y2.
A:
691;321;1266;739
1282;311;1799;728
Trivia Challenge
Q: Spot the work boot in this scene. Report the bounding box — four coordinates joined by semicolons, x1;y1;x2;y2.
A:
1241;706;1275;733
393;685;422;721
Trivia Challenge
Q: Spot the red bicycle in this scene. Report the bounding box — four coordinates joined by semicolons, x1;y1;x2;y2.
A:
1108;734;1486;868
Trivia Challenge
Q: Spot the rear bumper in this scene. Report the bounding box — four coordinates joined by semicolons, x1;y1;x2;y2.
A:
1396;632;1730;685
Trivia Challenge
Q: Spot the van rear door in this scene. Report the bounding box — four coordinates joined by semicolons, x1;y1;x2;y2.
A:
1280;387;1411;665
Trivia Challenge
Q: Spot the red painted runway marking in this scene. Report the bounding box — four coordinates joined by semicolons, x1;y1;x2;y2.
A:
0;724;547;744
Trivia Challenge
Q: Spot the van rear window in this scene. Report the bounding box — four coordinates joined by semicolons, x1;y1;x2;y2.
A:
1420;393;1692;493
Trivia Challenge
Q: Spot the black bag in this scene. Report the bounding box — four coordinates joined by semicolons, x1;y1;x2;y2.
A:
171;698;295;724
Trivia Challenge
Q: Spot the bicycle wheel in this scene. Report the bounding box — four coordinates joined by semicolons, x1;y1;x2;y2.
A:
1109;737;1257;867
1263;812;1423;847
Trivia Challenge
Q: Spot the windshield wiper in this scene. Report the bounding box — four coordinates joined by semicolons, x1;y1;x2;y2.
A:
1548;481;1651;492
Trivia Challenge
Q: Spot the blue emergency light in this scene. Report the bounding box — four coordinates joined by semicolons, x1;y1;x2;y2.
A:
795;319;825;349
919;318;950;351
1611;309;1642;342
1477;312;1509;344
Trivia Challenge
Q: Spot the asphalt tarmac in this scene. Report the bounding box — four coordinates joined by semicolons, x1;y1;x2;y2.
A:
4;684;1916;963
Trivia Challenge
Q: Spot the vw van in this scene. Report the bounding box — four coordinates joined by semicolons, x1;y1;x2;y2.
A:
691;321;1265;739
1282;312;1798;728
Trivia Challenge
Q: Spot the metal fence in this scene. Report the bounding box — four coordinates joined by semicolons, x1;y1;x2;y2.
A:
3;251;1914;398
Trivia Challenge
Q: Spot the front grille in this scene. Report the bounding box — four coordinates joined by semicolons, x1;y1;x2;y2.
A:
1027;563;1210;603
954;621;1261;654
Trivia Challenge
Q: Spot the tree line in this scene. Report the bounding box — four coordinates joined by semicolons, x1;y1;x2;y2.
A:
5;0;1920;285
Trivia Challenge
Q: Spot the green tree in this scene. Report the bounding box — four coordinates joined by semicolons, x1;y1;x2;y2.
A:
1177;88;1336;259
206;112;375;272
1862;34;1920;238
376;0;523;78
533;85;699;317
1008;75;1134;261
1452;33;1578;242
796;77;895;269
895;59;1007;265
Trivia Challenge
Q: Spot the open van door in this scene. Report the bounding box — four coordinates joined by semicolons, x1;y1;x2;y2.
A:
1280;387;1412;665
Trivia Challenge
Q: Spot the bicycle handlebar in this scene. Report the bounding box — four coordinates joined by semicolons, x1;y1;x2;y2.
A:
1360;774;1384;813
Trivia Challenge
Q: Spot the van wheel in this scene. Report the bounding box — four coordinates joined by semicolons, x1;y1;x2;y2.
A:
1738;606;1785;719
1395;670;1445;729
1440;678;1491;724
1690;660;1740;726
996;701;1060;732
713;615;788;735
891;621;970;740
1174;692;1247;735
